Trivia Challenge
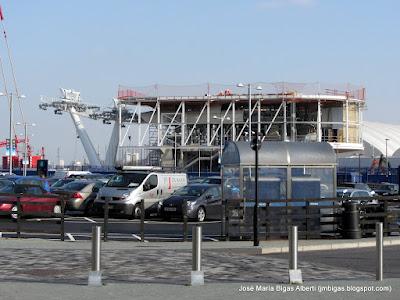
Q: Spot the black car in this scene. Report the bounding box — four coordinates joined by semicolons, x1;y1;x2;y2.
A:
190;176;221;185
368;183;399;196
161;184;221;222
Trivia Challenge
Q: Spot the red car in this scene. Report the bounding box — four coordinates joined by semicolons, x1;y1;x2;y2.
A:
0;184;61;219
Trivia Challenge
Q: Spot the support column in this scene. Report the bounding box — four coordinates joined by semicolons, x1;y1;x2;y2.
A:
232;100;236;141
317;100;322;142
138;101;142;146
207;100;210;146
283;100;287;141
358;102;362;143
181;101;186;146
345;100;349;143
157;101;161;146
118;102;122;146
248;84;252;139
291;102;296;142
69;107;102;167
257;99;261;135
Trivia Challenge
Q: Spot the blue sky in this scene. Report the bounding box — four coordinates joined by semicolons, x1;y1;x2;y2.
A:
0;0;399;164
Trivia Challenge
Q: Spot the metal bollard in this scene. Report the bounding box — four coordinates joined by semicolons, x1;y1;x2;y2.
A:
183;201;188;242
140;199;145;242
190;225;204;286
288;226;302;284
16;195;21;239
289;226;298;270
88;226;102;286
60;196;65;241
376;222;383;281
220;201;226;241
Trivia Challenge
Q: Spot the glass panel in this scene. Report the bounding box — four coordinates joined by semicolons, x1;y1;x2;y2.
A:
222;167;240;201
291;167;334;199
243;167;287;203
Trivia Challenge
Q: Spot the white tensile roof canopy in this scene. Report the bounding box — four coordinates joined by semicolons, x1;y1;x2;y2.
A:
363;121;400;157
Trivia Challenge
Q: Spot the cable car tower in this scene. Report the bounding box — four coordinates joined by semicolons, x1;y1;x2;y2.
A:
39;88;138;168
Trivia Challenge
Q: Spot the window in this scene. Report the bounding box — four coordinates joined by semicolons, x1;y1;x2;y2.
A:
143;175;158;191
210;187;220;198
106;173;148;188
63;182;89;191
354;191;370;197
174;186;207;197
26;186;43;195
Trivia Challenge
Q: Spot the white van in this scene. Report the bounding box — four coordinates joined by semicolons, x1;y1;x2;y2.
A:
52;170;92;179
94;170;187;218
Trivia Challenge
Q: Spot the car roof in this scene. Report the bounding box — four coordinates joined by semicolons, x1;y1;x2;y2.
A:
186;183;219;188
337;188;369;193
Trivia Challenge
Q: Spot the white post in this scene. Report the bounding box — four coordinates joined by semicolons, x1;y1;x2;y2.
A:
191;225;204;285
206;99;210;146
257;99;261;135
232;100;236;141
138;101;142;146
317;100;322;142
157;101;161;146
88;226;102;286
288;226;302;284
118;102;122;146
248;84;252;140
283;100;287;141
345;100;349;143
181;101;186;146
376;222;383;281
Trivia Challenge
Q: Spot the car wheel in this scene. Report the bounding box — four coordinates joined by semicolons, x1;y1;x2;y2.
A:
84;201;94;216
133;204;143;219
196;206;206;222
10;205;19;220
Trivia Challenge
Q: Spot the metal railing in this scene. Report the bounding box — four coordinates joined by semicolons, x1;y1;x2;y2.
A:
224;195;400;240
0;192;67;240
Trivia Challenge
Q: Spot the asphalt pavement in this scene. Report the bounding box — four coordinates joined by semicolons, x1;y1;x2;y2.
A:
0;280;398;300
0;239;398;300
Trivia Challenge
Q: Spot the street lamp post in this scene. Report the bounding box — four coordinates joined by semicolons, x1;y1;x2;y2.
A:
16;122;36;176
358;153;362;183
8;93;13;175
251;134;262;247
213;115;231;164
1;92;26;175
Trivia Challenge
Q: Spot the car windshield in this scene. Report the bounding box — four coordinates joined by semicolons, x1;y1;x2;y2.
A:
0;180;14;187
62;182;89;191
173;186;208;197
337;191;352;197
0;185;15;193
381;185;393;191
52;179;74;188
106;173;148;188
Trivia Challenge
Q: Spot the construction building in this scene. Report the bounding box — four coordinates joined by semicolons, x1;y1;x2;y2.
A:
116;82;365;172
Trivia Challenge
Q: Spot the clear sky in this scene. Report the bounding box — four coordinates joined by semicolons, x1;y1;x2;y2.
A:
0;0;399;164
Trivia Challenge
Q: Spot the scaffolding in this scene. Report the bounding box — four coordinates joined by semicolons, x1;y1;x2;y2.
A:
115;82;366;172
